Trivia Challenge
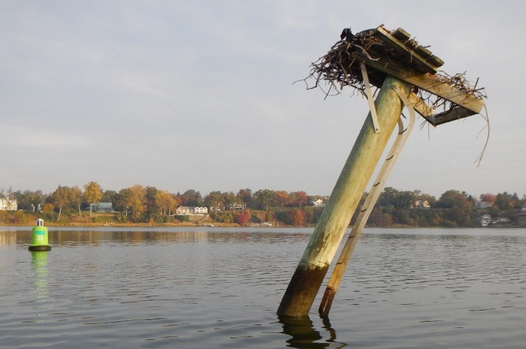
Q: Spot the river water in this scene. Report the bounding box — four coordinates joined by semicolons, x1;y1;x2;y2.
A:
0;227;525;348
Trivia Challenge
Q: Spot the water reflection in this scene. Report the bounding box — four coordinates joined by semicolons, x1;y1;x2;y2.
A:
0;231;17;245
31;251;49;322
32;251;49;292
11;229;310;247
278;315;347;348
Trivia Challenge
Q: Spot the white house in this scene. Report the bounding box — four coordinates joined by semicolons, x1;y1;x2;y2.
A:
414;200;431;209
0;198;17;211
476;201;493;209
480;214;491;227
229;203;245;211
176;206;208;215
194;206;208;214
312;199;325;207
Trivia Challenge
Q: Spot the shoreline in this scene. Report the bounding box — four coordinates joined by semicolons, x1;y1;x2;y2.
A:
2;222;525;229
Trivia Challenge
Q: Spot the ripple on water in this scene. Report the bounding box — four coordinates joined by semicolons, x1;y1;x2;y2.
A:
1;228;525;348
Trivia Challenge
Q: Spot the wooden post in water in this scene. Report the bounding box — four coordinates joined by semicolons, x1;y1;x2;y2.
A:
318;86;416;317
277;76;412;317
278;24;485;318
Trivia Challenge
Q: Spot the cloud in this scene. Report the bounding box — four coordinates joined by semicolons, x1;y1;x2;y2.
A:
1;1;524;198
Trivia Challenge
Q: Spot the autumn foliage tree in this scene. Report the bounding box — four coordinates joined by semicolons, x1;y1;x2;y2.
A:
480;193;496;204
275;191;289;207
234;210;251;226
436;190;475;227
291;209;305;226
84;181;103;217
289;191;308;208
5;183;526;227
155;190;178;216
128;185;147;222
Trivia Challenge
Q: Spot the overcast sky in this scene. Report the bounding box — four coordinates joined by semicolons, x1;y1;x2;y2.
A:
1;1;524;199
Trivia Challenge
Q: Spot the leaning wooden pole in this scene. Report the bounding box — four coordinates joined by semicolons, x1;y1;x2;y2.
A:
318;87;416;317
277;76;412;317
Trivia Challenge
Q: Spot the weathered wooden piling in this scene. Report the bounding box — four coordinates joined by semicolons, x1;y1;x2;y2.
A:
318;86;416;317
277;76;412;317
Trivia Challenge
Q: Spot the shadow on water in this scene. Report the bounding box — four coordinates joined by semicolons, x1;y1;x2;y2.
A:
278;315;347;348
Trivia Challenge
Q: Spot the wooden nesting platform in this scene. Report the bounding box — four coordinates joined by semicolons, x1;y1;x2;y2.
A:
358;26;485;125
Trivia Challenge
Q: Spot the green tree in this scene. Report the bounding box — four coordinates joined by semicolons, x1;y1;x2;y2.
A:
102;190;117;203
51;186;71;220
13;190;45;212
113;188;134;217
495;192;514;212
69;186;83;215
290;191;308;208
177;189;203;207
253;189;276;211
236;188;253;208
144;186;160;221
205;191;225;212
303;206;323;225
222;191;242;210
84;181;103;217
437;190;474;227
378;187;399;208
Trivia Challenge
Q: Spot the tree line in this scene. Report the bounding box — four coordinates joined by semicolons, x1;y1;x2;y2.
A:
1;183;525;227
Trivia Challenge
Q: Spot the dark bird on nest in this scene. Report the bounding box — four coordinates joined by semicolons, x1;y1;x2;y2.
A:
340;28;354;41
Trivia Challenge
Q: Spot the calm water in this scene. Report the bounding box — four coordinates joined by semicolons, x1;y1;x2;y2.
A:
0;227;525;348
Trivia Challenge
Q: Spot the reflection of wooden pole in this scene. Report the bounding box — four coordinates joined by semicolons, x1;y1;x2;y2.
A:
277;76;411;317
318;86;416;317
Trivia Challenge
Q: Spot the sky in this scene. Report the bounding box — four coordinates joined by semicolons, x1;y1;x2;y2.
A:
1;1;525;199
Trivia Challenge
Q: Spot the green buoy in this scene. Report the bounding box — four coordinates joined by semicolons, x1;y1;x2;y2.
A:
28;219;51;251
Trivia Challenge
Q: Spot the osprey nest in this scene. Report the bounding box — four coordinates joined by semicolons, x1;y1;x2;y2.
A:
301;26;486;113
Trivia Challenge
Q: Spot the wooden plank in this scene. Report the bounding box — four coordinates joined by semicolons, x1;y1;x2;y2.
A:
425;54;445;69
361;63;381;133
374;26;442;73
391;27;411;42
405;74;484;114
408;92;434;117
362;57;484;114
425;106;476;126
379;27;445;68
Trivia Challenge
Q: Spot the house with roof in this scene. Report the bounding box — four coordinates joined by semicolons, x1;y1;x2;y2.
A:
480;214;491;227
95;202;114;212
176;206;208;215
476;201;493;209
413;200;430;209
0;198;17;211
312;199;325;207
